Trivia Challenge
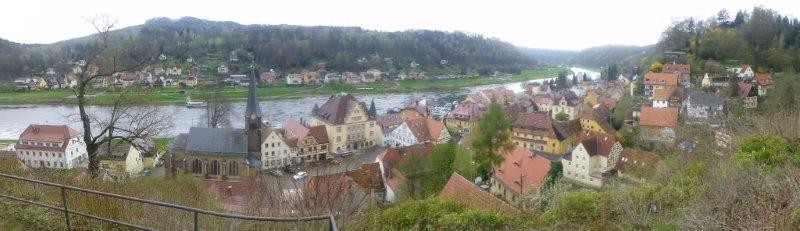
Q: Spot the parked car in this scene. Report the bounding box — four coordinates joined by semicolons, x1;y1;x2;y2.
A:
284;165;299;174
292;171;308;181
269;169;284;177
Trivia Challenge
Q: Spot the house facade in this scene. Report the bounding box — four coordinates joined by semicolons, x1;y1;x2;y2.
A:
15;125;87;169
562;131;622;188
639;107;679;143
643;72;678;97
490;146;551;206
310;94;381;153
261;126;294;169
98;142;145;180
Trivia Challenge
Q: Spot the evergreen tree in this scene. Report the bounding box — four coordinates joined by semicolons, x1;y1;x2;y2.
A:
471;101;514;177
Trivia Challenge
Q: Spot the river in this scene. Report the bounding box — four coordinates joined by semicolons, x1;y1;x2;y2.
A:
0;67;599;139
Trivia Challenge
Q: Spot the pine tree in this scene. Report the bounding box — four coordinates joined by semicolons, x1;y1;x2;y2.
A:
471;101;514;177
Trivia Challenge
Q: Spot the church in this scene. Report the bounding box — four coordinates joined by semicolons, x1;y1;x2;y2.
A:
168;70;265;180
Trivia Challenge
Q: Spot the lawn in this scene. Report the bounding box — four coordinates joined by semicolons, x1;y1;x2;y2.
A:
453;147;478;181
0;68;564;105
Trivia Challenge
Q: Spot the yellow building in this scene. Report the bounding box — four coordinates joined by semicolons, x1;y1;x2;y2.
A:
579;105;615;134
583;91;599;107
511;112;582;155
310;94;381;153
99;143;144;180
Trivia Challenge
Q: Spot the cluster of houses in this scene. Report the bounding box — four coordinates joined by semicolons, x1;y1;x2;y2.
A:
10;124;161;180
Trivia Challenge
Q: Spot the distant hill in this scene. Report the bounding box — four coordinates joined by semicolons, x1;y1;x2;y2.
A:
518;47;578;65
0;17;536;79
569;45;656;69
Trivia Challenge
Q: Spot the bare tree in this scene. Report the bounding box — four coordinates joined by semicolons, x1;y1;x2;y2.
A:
72;16;168;177
203;87;232;128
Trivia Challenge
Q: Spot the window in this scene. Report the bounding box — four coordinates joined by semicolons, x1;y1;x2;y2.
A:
228;161;239;176
60;162;64;168
191;159;203;174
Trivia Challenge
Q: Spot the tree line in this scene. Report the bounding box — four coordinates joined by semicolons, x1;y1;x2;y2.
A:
0;17;536;80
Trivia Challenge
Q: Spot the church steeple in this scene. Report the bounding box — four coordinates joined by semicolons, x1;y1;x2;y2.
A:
245;66;263;155
245;67;261;118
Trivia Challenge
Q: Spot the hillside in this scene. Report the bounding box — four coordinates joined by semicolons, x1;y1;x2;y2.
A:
0;17;536;79
569;44;656;69
518;47;578;65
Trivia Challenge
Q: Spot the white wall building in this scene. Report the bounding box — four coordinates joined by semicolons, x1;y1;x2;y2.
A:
562;131;622;188
261;127;295;170
15;124;87;169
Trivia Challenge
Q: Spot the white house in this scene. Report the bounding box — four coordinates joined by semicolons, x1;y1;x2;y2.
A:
383;123;417;147
684;89;724;121
286;74;303;85
261;126;295;170
98;142;145;180
15;124;87;169
562;131;622;188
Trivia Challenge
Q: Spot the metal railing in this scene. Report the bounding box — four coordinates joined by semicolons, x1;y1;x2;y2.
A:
0;172;338;231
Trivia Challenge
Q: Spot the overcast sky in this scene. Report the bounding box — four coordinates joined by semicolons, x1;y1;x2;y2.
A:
2;0;798;50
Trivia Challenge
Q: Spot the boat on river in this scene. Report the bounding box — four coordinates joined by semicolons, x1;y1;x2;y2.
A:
185;97;207;108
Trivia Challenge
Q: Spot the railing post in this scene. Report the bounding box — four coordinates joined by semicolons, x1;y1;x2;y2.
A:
193;211;199;231
328;215;338;231
61;187;71;231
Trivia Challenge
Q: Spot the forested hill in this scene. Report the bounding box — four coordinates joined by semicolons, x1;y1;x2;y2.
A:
570;7;800;73
569;45;656;69
0;17;536;79
518;47;578;65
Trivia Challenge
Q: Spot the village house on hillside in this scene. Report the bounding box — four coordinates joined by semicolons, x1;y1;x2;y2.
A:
615;148;661;181
260;124;293;170
283;120;331;162
440;172;518;213
739;82;759;109
376;145;434;202
15;124;87;169
562;131;622;188
445;101;486;134
550;90;584;120
510;112;582;155
98;140;149;180
754;73;774;96
303;162;385;214
684;89;724;122
382;117;449;147
639;107;679;144
643;72;678;98
310;94;381;153
490;146;551;206
579;105;615;134
700;73;730;88
662;63;691;86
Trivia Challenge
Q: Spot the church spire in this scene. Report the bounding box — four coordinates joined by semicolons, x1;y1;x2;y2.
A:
245;66;261;118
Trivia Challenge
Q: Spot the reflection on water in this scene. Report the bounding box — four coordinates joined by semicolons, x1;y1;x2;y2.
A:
0;67;598;139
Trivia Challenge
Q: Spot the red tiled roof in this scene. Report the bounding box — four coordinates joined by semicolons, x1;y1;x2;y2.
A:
439;173;519;213
643;72;678;86
615;148;661;174
492;146;551;195
307;125;329;144
576;131;618;157
661;64;690;74
377;114;404;133
755;74;773;86
639;107;678;128
15;124;80;152
282;119;309;140
512;112;555;137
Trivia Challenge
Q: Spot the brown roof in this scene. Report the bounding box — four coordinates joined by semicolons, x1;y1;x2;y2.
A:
739;82;757;97
377;145;434;189
576;131;618;157
425;118;445;141
639;107;679;128
643;72;678;86
615;148;661;174
15;124;80;152
553;120;582;141
492;146;551;195
406;118;432;142
652;86;676;101
579;105;615;133
307;125;329;144
282;119;309;140
312;94;369;125
661;64;690;74
377;114;404;133
439;173;519;213
512;112;556;138
755;74;773;86
346;162;385;194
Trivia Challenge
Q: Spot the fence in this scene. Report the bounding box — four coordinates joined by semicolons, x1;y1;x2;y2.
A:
0;172;338;231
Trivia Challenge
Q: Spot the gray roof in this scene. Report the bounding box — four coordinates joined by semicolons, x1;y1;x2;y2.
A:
184;127;247;156
688;90;724;107
245;69;262;117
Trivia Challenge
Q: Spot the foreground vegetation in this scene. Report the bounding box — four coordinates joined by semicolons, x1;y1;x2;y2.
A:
0;68;562;105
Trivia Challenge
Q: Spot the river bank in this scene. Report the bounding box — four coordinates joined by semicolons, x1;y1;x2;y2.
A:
0;68;564;105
